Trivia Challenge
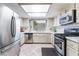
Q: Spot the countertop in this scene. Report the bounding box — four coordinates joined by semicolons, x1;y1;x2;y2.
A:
22;31;65;34
66;37;79;43
22;31;54;34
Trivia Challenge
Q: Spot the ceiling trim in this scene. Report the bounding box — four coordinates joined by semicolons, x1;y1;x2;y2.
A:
19;3;52;5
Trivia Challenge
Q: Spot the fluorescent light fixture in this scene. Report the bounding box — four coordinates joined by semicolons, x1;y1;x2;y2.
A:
28;13;46;17
21;4;50;12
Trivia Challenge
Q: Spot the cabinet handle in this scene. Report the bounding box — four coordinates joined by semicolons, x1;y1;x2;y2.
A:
78;53;79;56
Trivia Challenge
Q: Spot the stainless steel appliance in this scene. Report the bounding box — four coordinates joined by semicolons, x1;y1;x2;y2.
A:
54;34;66;56
0;5;20;56
59;9;76;25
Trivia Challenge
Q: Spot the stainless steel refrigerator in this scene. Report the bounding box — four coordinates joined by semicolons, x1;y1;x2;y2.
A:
0;5;20;56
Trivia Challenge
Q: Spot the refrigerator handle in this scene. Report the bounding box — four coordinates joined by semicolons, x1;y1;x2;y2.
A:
11;16;16;37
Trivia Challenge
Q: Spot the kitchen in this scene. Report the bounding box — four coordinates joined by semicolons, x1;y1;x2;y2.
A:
0;3;79;56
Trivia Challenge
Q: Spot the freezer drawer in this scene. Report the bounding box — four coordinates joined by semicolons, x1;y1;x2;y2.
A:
0;49;1;55
0;40;20;56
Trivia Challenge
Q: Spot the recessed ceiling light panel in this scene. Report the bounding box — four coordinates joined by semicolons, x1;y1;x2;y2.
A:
28;13;46;17
21;4;50;13
21;4;51;17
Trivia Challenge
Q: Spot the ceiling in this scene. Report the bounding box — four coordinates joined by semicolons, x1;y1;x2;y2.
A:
3;3;29;18
46;3;74;18
3;3;74;19
20;3;51;18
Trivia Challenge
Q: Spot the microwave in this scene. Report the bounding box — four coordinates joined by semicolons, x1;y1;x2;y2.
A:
59;9;76;26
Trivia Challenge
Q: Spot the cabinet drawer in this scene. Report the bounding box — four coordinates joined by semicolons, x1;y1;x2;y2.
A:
67;40;79;51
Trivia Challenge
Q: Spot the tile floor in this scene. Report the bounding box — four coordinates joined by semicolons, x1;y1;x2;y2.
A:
19;44;53;56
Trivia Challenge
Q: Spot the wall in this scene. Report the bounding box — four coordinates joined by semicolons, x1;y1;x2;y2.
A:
59;4;74;15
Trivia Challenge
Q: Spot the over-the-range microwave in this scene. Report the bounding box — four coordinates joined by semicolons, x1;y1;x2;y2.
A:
59;9;76;26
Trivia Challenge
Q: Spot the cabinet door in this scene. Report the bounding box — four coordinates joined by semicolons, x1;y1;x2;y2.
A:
33;34;51;43
67;46;79;56
20;33;25;45
76;10;79;23
67;40;79;51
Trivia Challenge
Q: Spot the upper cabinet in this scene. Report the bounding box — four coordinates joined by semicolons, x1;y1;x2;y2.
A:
46;18;54;32
76;11;79;23
53;16;60;26
20;18;30;32
76;4;79;23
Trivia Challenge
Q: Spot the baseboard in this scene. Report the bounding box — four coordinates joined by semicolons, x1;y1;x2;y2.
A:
20;43;25;46
24;43;51;44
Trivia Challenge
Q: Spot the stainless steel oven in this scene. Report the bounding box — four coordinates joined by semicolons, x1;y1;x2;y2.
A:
54;34;66;56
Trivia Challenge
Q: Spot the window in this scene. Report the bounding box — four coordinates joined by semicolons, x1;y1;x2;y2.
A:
30;20;47;32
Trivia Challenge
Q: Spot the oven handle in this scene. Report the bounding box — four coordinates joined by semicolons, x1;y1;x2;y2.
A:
55;36;63;42
62;42;64;48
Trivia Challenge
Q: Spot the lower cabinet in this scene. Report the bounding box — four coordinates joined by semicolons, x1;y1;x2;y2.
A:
33;33;51;43
20;33;26;45
66;39;79;56
67;46;79;56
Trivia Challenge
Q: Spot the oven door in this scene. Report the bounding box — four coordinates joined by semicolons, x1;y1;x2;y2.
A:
54;36;65;56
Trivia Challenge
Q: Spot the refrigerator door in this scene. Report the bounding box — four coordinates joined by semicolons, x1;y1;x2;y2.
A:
14;12;20;41
1;40;20;56
0;5;16;48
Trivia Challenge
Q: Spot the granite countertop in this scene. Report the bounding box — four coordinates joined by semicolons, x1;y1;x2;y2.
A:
66;37;79;43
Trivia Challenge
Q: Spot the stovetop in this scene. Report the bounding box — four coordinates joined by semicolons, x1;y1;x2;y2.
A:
54;34;65;39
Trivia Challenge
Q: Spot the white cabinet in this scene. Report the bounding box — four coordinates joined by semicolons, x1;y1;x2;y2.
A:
67;46;79;56
51;33;54;46
67;39;79;56
20;33;25;45
76;10;79;23
33;33;51;43
76;4;79;23
53;16;60;26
